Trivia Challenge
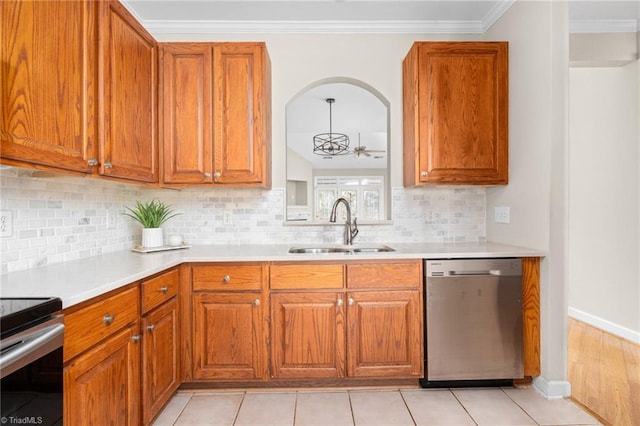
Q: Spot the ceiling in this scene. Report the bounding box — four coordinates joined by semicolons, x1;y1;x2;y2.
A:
123;1;640;35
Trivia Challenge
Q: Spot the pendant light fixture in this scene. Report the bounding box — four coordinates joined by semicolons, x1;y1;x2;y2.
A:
313;98;350;156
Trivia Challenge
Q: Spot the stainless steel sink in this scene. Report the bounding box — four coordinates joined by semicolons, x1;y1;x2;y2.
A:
288;247;352;254
351;246;395;253
288;245;395;254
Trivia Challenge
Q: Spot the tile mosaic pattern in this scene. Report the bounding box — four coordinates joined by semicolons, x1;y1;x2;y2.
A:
153;388;601;426
0;167;485;274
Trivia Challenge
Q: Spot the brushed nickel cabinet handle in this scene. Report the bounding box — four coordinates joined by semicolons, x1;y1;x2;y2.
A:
204;172;212;178
336;299;343;307
103;314;114;325
160;286;169;294
146;324;155;332
104;162;113;169
132;335;141;343
421;171;428;177
348;297;355;306
253;299;260;307
213;172;221;179
223;275;231;283
88;158;98;167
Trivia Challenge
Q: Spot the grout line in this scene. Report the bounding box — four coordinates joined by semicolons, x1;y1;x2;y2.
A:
167;393;193;426
499;387;541;426
231;391;247;426
449;388;480;426
347;390;357;426
397;388;418;426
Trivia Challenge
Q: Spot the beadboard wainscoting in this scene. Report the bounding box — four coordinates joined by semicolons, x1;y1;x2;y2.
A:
0;167;486;274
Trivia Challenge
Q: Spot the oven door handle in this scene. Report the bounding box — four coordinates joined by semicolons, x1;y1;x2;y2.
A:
0;316;64;379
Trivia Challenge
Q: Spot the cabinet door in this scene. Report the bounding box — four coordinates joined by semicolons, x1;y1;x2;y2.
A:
346;291;422;378
213;43;271;187
142;298;179;425
271;292;345;379
192;292;265;380
99;0;158;182
64;324;141;425
1;0;98;173
161;44;213;184
403;42;508;185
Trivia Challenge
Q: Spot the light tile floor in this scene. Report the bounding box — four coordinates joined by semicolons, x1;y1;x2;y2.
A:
153;387;601;426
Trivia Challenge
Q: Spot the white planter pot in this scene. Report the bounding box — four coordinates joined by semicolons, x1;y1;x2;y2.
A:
141;228;163;248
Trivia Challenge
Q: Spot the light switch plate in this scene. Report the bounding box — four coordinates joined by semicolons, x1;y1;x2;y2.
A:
494;206;510;224
0;210;13;237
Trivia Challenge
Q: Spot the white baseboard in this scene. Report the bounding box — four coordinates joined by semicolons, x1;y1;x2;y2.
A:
568;307;640;344
532;376;572;399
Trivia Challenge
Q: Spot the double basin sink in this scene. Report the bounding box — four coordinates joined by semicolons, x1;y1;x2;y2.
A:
288;245;395;255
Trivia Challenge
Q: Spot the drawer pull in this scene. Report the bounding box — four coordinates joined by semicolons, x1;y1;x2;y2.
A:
132;335;141;343
253;299;260;307
223;275;231;283
146;324;155;332
103;314;115;325
348;297;355;306
336;299;343;307
160;286;169;294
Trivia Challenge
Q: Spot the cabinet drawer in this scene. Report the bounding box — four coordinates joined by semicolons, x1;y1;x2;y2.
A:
192;264;263;291
142;268;178;313
270;264;344;289
64;286;140;362
346;261;422;289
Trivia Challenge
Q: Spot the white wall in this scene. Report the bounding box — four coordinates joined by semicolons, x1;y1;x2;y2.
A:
568;61;640;337
484;1;571;396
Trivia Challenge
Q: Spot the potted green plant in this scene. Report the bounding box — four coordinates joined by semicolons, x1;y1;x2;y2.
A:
124;200;181;248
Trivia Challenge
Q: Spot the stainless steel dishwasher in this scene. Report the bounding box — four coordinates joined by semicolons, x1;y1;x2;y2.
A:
420;258;523;387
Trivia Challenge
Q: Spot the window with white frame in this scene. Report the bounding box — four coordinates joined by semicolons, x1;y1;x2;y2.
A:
314;176;384;221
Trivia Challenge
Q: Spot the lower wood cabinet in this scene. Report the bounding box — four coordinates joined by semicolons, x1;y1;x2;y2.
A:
192;292;266;380
190;263;268;381
64;322;141;425
346;290;422;378
141;297;179;424
63;267;180;425
269;260;424;381
270;292;345;379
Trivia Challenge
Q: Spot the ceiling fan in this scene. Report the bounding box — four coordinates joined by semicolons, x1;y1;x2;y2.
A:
351;133;386;158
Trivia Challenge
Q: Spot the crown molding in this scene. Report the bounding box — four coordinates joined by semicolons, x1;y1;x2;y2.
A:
481;0;516;32
570;19;639;34
140;19;488;35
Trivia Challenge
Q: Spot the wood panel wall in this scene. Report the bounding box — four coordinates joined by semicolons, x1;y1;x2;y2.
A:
568;317;640;425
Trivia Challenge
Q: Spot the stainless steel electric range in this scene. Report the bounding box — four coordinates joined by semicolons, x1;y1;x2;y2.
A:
1;297;64;426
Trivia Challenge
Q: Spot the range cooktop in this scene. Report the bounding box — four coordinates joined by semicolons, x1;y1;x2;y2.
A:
0;297;62;339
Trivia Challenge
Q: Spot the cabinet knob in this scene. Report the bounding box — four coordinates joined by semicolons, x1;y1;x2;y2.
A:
88;158;98;167
104;162;113;169
160;286;169;294
103;314;115;325
132;335;141;343
348;297;355;306
223;275;231;283
204;172;212;178
421;171;428;177
336;299;343;307
213;172;221;179
253;299;261;306
146;324;155;332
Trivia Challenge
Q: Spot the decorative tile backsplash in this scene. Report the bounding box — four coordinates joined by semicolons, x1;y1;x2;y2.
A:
0;167;485;274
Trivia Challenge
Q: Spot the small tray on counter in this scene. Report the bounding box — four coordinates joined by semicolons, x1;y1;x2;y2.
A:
131;244;191;253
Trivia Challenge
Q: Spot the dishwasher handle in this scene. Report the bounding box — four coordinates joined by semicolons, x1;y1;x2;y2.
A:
449;270;504;277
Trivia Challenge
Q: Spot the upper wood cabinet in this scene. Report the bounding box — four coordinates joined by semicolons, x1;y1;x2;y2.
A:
161;42;272;188
403;42;509;185
98;0;158;183
1;0;98;173
1;0;158;183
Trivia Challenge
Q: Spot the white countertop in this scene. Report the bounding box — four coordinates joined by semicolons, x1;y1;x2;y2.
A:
0;242;544;308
